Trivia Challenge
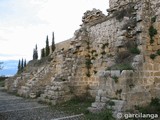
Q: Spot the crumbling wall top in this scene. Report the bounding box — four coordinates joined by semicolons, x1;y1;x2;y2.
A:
82;8;106;25
109;0;139;9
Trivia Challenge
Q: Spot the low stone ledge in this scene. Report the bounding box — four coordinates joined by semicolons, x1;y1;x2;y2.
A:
51;114;85;120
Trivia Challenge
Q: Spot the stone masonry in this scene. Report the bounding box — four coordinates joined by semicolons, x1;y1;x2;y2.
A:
5;0;160;116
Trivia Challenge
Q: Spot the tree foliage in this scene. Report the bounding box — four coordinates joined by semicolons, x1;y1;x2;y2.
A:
45;35;50;56
21;58;24;71
17;59;27;73
24;59;27;68
41;48;45;58
18;60;21;73
52;32;55;52
33;44;38;60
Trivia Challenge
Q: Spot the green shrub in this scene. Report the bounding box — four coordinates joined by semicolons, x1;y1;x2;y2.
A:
149;25;157;44
149;25;157;37
108;63;134;72
150;38;154;44
130;47;141;54
150;98;160;106
151;16;156;23
85;59;92;69
108;101;115;106
150;54;157;60
135;98;160;115
112;76;119;83
157;49;160;55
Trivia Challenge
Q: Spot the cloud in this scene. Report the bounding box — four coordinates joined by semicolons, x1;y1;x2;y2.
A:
0;36;8;41
0;0;46;26
0;0;109;61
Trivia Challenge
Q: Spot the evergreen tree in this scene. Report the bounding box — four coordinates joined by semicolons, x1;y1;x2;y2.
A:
41;48;45;58
24;59;27;68
33;49;36;60
35;44;38;59
51;32;55;52
21;58;24;71
18;59;21;73
33;44;38;60
45;35;50;56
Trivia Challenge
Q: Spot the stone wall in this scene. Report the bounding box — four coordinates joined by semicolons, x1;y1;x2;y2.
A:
5;0;160;113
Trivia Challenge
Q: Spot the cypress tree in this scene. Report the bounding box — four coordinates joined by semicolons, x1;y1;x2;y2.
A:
41;48;45;58
33;44;38;60
21;58;24;71
18;59;21;73
51;32;55;52
46;35;50;56
35;44;38;59
24;59;27;68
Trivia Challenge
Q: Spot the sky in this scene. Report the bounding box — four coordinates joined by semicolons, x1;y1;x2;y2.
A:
0;0;109;61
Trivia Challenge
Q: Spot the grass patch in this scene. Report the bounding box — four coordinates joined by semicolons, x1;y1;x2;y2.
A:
52;95;115;120
54;97;93;115
0;76;8;87
0;80;5;87
85;109;115;120
135;98;160;116
107;63;134;72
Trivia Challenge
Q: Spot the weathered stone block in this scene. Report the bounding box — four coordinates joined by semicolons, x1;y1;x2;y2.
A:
133;55;144;63
154;72;160;77
121;70;133;78
110;100;126;112
97;70;111;77
91;102;106;108
136;14;142;22
50;100;57;105
115;36;126;47
101;97;109;103
111;70;120;77
117;30;126;36
29;93;36;98
97;89;107;97
154;77;160;83
95;96;101;102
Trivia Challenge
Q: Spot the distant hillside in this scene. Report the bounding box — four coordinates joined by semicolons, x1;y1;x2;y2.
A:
0;60;18;76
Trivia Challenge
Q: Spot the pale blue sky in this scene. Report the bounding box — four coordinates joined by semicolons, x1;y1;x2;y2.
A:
0;0;109;61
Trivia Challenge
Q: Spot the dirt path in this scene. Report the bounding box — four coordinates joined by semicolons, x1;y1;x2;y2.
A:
0;87;68;120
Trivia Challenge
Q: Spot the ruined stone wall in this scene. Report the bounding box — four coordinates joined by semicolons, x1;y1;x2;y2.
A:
88;0;160;111
5;0;160;111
